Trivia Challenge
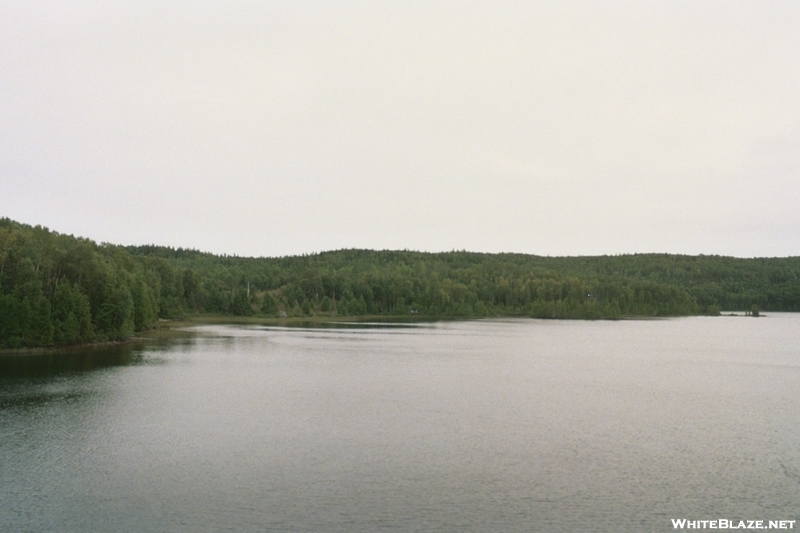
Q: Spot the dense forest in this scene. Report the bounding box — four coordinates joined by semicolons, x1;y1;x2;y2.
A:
2;218;798;348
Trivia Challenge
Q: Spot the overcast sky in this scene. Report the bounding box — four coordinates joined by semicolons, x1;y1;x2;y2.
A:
2;1;799;258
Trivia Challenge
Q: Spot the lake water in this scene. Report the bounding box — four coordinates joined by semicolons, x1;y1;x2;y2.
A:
2;316;799;532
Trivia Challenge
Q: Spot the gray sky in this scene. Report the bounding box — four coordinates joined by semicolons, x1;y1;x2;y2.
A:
2;1;799;258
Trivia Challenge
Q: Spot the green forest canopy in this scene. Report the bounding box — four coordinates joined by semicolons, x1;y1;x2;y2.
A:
2;217;798;348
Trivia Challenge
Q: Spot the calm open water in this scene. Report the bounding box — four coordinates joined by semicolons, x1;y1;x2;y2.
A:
1;316;799;532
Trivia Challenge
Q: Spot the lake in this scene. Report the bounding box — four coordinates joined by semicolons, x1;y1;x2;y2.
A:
1;316;799;532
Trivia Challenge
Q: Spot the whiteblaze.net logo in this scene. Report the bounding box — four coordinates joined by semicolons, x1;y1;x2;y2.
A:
672;519;796;530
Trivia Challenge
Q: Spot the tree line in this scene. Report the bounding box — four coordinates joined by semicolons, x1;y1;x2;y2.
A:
2;218;798;348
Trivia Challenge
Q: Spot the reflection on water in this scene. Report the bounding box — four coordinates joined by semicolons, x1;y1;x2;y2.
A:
0;330;195;379
264;317;436;329
0;344;145;378
1;316;800;533
0;389;94;409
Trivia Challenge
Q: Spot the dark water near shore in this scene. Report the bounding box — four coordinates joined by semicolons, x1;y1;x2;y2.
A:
2;316;799;532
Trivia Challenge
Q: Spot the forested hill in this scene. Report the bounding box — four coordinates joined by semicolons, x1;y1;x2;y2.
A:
2;217;799;349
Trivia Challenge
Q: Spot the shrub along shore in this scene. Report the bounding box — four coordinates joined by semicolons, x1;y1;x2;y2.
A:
1;218;796;349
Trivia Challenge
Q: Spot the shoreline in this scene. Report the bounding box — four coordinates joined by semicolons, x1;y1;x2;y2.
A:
0;311;764;357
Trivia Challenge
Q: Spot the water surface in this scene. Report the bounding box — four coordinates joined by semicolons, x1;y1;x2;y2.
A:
2;316;799;532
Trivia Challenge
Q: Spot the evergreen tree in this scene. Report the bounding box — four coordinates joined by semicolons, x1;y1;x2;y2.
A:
261;293;279;315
